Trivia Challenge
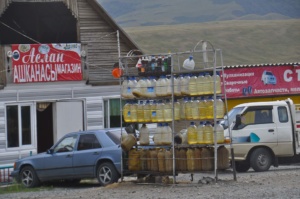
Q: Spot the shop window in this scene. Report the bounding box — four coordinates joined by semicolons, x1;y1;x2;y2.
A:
6;104;33;148
104;98;125;128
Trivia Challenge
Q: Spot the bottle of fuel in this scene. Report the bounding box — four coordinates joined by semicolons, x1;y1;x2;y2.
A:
187;122;197;145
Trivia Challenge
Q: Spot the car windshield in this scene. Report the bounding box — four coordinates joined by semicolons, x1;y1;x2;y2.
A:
106;130;121;145
266;72;273;75
220;106;244;129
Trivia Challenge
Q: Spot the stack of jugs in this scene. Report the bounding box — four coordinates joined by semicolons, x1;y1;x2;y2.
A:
216;121;225;144
139;123;150;145
187;122;197;145
197;121;205;144
216;96;225;119
137;101;144;123
203;121;213;144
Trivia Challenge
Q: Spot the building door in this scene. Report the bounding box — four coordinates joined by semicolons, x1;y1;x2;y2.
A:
53;100;85;142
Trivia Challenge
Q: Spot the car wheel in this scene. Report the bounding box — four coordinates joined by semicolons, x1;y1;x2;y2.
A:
97;162;119;186
235;161;250;172
250;148;272;172
20;166;40;188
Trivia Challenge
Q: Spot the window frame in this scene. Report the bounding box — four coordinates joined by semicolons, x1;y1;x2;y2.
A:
6;103;35;149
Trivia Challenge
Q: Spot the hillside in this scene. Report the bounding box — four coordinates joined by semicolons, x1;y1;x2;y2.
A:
98;0;300;27
124;20;300;65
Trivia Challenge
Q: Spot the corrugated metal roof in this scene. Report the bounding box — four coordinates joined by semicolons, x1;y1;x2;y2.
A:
223;62;300;68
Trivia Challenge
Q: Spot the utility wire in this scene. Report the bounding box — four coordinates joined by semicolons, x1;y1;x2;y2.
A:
0;20;118;72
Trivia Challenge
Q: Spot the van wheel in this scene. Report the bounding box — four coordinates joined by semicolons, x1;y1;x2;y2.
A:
235;161;250;172
97;162;119;186
250;148;272;172
20;166;40;188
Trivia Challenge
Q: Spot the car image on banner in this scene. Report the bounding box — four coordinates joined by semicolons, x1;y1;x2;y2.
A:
261;70;277;85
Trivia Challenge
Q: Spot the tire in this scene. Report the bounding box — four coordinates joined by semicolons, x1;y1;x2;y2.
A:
20;166;40;188
235;161;250;172
97;162;120;186
250;148;272;172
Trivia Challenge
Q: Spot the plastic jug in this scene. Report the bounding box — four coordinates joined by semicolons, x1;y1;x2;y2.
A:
205;97;214;120
186;148;195;171
153;123;163;145
123;101;131;122
165;149;173;173
139;123;150;145
174;76;181;96
157;148;166;172
128;149;140;171
174;99;181;121
216;96;224;119
164;99;172;122
130;101;138;122
198;97;206;120
201;147;214;171
194;147;202;171
143;100;151;122
216;121;225;144
185;97;193;120
121;76;130;98
196;73;205;95
148;76;156;98
217;146;229;170
121;134;136;151
187;122;197;145
188;74;198;96
197;121;205;144
180;98;187;120
166;77;172;96
137;101;144;123
151;100;157;122
204;121;213;144
139;149;148;171
127;76;137;99
156;100;165;122
132;77;147;98
191;97;200;120
181;74;190;95
162;123;172;145
203;73;211;95
215;71;222;94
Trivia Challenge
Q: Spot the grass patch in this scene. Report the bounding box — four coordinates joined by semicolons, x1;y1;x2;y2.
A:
0;182;53;195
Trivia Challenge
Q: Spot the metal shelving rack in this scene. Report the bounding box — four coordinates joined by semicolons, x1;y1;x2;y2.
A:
118;40;236;183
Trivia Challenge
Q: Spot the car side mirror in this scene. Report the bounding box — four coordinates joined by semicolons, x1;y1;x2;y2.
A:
47;149;54;154
233;114;242;130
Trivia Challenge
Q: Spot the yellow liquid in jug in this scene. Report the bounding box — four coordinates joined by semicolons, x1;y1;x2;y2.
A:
205;100;214;120
143;103;151;122
123;103;131;122
137;104;144;123
187;124;197;145
204;124;213;144
188;76;198;96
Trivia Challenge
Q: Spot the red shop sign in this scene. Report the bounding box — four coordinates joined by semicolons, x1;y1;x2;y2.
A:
11;43;83;83
221;66;300;98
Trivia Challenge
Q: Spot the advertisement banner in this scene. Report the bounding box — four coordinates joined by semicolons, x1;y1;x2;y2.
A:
11;43;83;83
221;65;300;98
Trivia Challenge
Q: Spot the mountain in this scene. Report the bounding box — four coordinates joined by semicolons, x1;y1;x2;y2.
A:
98;0;300;27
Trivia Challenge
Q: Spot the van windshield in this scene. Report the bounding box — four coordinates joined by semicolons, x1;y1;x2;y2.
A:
221;106;245;129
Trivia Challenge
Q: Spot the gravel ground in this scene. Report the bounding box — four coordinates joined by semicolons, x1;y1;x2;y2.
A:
2;165;300;199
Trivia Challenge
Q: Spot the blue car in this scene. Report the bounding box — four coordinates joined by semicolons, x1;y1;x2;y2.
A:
11;129;123;188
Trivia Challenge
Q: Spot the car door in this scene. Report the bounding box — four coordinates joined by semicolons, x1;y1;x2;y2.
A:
73;133;103;177
39;135;78;180
232;106;278;157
